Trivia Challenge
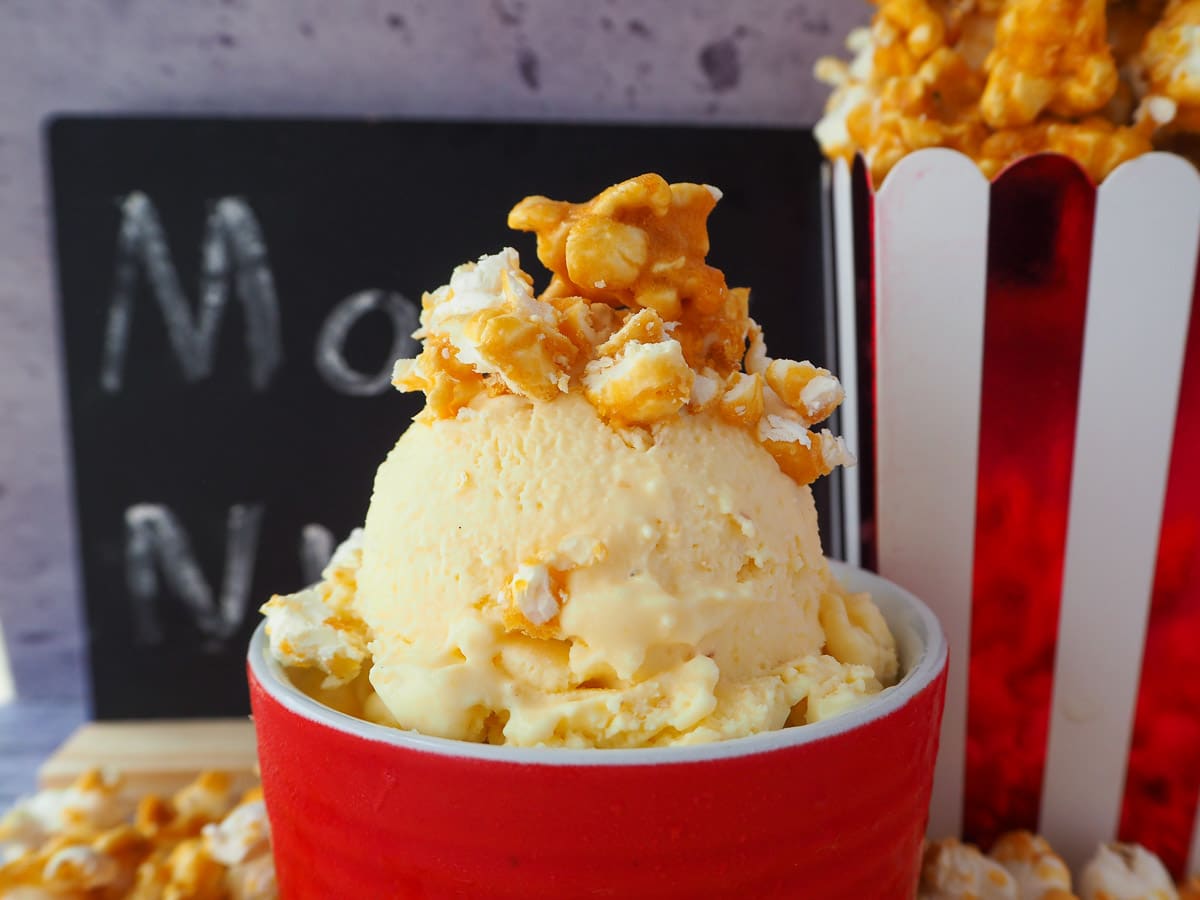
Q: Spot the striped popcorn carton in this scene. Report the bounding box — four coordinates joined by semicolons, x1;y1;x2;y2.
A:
826;148;1200;876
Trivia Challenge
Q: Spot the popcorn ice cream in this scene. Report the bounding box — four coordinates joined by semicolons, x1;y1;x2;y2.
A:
260;173;896;749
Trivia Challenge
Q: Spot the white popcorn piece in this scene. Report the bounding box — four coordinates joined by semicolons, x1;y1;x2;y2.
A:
510;564;560;626
989;831;1073;900
689;371;721;411
758;414;813;447
0;772;128;846
228;852;279;900
1079;842;1178;900
919;839;1018;900
390;357;421;390
818;428;856;469
260;584;369;687
799;374;843;419
1145;94;1179;125
202;800;271;867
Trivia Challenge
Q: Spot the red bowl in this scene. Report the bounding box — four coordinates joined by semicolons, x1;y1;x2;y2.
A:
248;562;947;899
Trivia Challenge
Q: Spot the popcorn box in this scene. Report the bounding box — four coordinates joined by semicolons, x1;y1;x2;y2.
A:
828;148;1200;875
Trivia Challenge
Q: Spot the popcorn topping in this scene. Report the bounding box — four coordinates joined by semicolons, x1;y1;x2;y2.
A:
508;563;562;627
390;175;851;488
260;531;371;688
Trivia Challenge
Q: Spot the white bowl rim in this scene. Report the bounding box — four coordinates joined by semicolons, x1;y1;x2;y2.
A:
247;561;947;766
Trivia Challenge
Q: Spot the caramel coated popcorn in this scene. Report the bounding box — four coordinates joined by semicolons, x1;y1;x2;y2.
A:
816;0;1194;184
0;771;276;900
4;771;1199;898
391;175;851;488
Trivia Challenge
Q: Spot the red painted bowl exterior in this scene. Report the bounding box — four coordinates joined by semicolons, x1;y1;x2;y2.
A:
248;564;947;899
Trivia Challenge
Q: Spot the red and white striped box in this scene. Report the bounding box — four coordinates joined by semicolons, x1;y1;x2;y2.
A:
828;148;1200;875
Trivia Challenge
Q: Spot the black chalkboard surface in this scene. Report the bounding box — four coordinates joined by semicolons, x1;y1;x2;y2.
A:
48;117;835;720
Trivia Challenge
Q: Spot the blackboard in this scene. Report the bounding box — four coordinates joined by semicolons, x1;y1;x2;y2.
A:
48;117;835;719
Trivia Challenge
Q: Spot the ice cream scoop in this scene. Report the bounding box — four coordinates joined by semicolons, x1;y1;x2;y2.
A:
261;173;898;748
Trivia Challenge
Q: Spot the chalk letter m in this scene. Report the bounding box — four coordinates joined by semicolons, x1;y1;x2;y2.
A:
100;193;283;392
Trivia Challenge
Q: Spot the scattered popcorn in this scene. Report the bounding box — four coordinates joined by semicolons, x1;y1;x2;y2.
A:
5;768;1199;900
0;769;129;849
0;771;278;900
202;801;270;867
42;844;120;891
919;838;1019;899
1079;842;1179;900
988;830;1074;899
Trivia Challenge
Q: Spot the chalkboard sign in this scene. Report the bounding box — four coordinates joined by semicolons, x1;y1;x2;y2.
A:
48;117;834;719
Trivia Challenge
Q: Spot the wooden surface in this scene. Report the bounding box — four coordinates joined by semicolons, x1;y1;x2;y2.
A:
0;707;263;810
38;718;259;800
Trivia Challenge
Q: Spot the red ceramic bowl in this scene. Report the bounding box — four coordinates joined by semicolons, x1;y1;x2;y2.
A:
248;562;947;899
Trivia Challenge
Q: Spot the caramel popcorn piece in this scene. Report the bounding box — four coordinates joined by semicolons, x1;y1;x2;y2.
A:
981;0;1118;127
509;173;748;376
760;428;855;488
392;337;488;421
989;830;1076;899
1140;0;1200;130
919;837;1019;899
717;371;765;428
393;248;576;417
1179;875;1200;900
764;359;845;427
582;310;694;427
978;116;1154;181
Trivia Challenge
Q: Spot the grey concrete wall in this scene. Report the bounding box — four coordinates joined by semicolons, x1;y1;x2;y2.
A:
0;0;860;711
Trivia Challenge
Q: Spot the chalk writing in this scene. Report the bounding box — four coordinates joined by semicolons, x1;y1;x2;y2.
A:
101;193;283;392
315;289;420;396
299;523;335;585
125;502;264;647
